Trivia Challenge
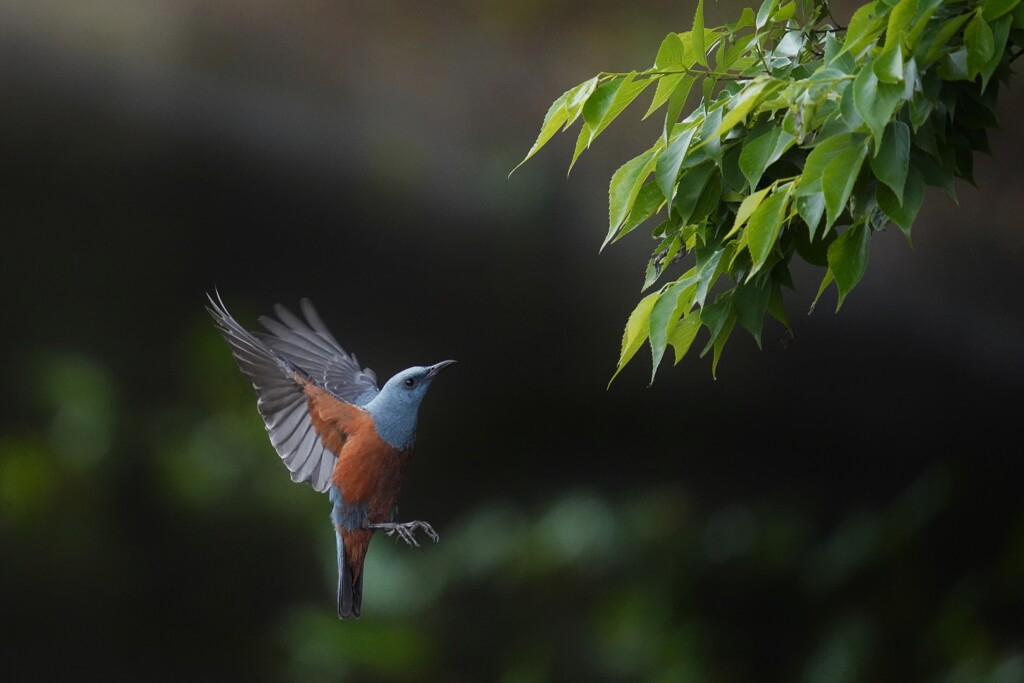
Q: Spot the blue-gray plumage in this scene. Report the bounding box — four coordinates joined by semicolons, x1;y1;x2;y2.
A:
206;291;455;619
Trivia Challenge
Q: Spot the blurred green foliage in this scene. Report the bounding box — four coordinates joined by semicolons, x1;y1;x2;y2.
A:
3;330;1023;681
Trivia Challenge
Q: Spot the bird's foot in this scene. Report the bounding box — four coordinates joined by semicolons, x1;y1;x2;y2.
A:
367;520;439;548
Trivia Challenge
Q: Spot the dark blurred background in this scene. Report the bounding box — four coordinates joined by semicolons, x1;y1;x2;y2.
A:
2;1;1023;681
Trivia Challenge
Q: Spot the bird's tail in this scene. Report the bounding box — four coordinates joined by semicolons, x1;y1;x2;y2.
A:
336;529;367;619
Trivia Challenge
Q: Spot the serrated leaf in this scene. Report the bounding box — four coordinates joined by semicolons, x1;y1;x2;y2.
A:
698;105;724;165
512;77;598;174
616;182;666;243
886;0;920;48
796;133;859;196
740;127;796;190
655;32;686;68
664;75;697;139
981;14;1012;89
822;144;868;230
610;291;660;385
877;165;924;240
701;80;771;145
734;279;771;347
693;0;708;67
923;14;973;66
693;245;726;307
869;120;910;199
606;146;662;248
843;1;887;57
797;193;826;239
649;277;699;382
965;13;996;78
827;223;871;309
810;269;835;313
853;64;904;144
747;186;791;277
644;73;684;120
668;314;703;365
673;161;715;226
572;74;653;169
656;126;698;208
873;43;904;83
726;185;773;239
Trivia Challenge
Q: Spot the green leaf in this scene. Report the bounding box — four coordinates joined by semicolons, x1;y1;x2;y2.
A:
869;121;910;199
734;279;771;347
693;245;726;307
965;13;996;79
699;104;725;166
810;269;835;313
664;75;696;139
873;43;904;84
655;32;686;68
827;223;871;309
673;162;716;226
727;185;773;239
615;182;666;243
843;1;887;57
885;0;920;49
797;193;826;239
737;125;782;188
978;0;1019;20
756;0;780;29
822;145;868;230
606;145;662;248
511;77;598;174
702;80;772;144
796;133;859;196
697;297;736;378
693;0;708;67
609;291;660;386
922;14;973;66
984;0;1021;21
656;126;698;208
649;278;698;383
980;14;1012;89
876;165;924;240
668;314;703;365
644;73;684;120
767;279;792;331
746;186;791;277
573;74;653;169
852;63;904;145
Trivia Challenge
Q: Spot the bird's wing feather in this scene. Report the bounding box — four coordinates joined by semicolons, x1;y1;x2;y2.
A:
207;291;348;492
255;299;380;406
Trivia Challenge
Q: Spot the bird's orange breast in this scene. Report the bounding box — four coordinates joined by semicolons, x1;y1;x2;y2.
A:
301;377;411;523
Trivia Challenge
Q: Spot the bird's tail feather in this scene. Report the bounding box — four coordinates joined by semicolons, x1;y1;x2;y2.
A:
336;530;363;619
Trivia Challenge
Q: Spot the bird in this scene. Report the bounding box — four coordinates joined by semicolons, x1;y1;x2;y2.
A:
205;291;455;619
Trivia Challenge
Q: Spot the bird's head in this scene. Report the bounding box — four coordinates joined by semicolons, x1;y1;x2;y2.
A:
366;360;456;449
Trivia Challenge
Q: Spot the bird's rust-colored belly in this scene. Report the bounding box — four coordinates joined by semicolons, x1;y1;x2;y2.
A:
332;432;411;522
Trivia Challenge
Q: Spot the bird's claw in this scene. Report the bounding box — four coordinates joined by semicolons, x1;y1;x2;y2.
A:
367;520;439;548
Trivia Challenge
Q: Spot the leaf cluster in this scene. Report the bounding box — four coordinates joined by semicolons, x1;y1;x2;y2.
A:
515;0;1022;383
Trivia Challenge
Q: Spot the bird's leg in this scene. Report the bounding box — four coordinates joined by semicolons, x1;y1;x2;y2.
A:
366;520;440;548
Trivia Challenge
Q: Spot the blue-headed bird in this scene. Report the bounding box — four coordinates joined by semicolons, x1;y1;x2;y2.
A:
206;292;455;619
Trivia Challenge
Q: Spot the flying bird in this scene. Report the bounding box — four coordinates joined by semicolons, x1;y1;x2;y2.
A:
206;291;455;619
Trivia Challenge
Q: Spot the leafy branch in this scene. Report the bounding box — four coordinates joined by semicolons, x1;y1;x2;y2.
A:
513;0;1022;384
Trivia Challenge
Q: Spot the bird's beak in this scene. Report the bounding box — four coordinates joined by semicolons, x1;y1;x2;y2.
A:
426;360;457;378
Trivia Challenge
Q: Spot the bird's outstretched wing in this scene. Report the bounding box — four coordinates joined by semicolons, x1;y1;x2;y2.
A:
206;291;361;492
256;299;380;406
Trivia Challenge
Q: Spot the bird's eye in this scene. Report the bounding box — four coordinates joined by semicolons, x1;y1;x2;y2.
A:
403;377;415;388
